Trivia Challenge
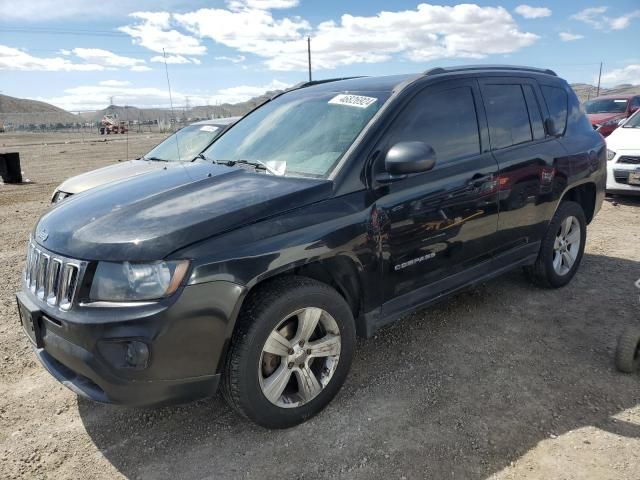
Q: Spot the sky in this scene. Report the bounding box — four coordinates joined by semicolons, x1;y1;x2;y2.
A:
0;0;638;111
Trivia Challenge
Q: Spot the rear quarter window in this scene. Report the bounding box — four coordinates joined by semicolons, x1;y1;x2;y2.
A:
541;85;568;135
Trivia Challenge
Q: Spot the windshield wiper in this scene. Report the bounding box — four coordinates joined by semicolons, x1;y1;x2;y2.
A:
144;156;169;162
220;159;279;175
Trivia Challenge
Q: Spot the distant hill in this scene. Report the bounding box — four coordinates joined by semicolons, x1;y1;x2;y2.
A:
570;83;640;103
3;82;640;129
78;90;278;124
0;94;79;125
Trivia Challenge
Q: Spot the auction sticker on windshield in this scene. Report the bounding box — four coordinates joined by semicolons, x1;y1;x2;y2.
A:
329;94;377;109
200;126;219;132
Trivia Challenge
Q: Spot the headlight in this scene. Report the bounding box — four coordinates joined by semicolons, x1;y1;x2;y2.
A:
606;149;616;161
600;118;621;127
89;260;190;301
52;190;72;204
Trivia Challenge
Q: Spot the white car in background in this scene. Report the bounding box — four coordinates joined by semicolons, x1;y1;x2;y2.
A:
52;117;239;203
606;109;640;196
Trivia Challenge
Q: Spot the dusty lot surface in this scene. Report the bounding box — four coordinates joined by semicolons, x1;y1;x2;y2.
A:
1;132;639;479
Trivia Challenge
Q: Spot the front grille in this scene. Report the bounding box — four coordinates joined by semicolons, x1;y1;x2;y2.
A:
24;241;85;311
618;156;640;165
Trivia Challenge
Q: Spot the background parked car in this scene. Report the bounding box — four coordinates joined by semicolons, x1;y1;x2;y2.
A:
584;95;640;137
51;117;239;203
606;109;640;196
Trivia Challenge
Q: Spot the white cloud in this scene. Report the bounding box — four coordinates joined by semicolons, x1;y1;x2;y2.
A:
40;79;291;111
600;64;640;86
71;48;145;68
215;55;247;63
559;32;583;42
168;3;538;71
150;54;191;64
130;65;152;72
119;11;207;56
0;45;104;71
572;6;640;30
99;80;131;86
59;49;72;56
514;5;551;19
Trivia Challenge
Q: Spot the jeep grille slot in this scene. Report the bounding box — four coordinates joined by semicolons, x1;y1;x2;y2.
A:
24;241;84;311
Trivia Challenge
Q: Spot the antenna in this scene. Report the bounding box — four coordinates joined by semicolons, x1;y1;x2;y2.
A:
596;61;603;97
162;48;181;160
307;36;312;82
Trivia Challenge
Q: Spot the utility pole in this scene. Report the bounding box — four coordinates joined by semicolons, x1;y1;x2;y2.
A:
596;62;603;97
109;96;114;107
307;36;312;82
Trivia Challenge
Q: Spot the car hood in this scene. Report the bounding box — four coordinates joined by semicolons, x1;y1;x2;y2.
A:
57;159;183;195
35;163;332;261
606;126;640;151
587;112;625;125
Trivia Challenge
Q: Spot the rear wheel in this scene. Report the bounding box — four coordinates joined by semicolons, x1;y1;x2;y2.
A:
524;201;586;288
615;328;640;373
221;276;355;428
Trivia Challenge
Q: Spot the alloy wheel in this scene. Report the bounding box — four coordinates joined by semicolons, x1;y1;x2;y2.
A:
258;307;341;408
552;215;581;276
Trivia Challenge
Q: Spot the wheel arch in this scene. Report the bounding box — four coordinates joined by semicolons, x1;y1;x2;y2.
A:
558;181;597;224
241;255;365;328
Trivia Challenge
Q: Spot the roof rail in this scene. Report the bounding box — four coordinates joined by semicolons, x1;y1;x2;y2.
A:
424;65;557;77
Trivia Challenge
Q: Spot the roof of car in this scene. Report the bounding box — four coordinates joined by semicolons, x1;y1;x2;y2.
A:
192;116;240;126
297;65;559;95
299;74;419;93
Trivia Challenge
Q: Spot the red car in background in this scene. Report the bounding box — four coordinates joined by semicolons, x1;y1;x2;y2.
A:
584;95;640;136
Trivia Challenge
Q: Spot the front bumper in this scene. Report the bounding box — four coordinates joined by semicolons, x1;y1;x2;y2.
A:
17;280;246;407
606;152;640;195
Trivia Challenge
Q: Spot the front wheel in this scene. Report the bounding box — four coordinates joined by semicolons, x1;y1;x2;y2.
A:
221;276;355;428
524;201;587;288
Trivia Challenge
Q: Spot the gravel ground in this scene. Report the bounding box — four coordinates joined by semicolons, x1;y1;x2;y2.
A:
1;133;639;479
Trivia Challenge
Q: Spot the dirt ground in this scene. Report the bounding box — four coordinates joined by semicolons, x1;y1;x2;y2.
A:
1;132;639;479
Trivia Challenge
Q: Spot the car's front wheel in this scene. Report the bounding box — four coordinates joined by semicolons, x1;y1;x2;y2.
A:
221;276;355;428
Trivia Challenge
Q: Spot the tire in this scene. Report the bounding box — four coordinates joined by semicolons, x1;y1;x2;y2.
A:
524;200;587;288
615;328;640;373
221;276;356;428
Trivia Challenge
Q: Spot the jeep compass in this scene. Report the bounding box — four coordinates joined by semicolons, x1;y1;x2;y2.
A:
17;66;605;428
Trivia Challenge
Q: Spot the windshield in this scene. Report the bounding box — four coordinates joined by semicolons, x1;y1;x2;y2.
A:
143;124;221;162
584;98;628;114
202;90;389;178
623;111;640;128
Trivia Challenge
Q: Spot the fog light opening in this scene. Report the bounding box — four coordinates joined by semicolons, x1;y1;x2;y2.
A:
125;341;150;369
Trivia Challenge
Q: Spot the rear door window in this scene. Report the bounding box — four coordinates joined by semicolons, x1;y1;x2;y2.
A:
540;85;568;135
482;84;532;150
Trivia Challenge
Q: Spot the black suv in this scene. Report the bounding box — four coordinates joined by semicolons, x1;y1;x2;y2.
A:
17;66;605;428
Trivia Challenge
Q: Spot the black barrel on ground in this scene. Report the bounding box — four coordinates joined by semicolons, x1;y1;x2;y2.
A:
0;152;23;183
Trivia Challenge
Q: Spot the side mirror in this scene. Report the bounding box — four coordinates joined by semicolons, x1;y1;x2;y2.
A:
385;141;436;175
544;117;560;137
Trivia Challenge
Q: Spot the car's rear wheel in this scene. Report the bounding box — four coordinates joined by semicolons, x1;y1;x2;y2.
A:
221;276;355;428
524;201;586;288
